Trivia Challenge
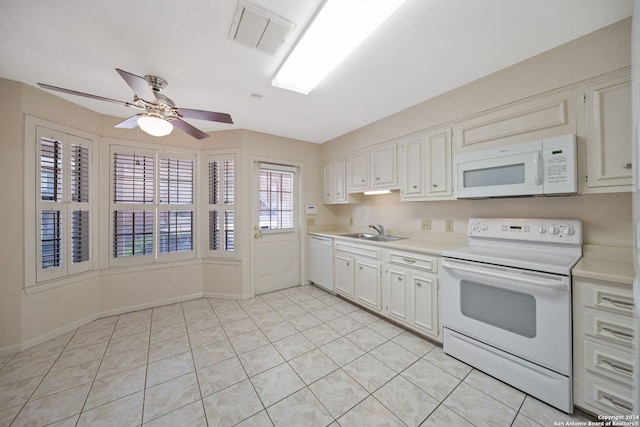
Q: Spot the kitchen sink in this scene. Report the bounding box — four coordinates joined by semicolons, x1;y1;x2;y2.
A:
339;233;407;242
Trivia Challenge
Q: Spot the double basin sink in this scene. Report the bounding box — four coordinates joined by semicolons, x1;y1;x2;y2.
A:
339;233;407;242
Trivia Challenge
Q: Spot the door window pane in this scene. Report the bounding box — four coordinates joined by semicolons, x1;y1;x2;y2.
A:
259;169;293;230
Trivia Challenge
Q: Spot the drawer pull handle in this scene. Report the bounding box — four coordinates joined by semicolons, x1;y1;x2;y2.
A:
602;326;634;341
602;296;634;308
602;394;633;412
601;358;633;375
403;258;416;264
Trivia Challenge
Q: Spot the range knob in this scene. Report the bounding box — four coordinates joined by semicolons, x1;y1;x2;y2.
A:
538;225;547;234
481;223;489;231
548;225;559;235
562;226;575;236
470;222;479;231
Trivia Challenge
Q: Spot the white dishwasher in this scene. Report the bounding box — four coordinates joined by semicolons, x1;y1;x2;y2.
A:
308;235;334;292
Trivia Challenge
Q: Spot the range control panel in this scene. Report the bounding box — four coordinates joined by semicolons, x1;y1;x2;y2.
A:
468;218;582;244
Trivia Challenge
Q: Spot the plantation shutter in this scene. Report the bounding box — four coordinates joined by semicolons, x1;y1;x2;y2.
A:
158;155;194;256
111;149;155;261
207;154;236;258
36;128;93;282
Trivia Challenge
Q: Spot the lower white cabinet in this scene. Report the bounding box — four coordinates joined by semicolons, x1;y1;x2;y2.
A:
333;241;382;313
573;276;636;415
334;252;355;298
332;240;441;341
384;249;441;342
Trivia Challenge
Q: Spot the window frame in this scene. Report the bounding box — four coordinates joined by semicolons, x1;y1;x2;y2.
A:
24;116;99;292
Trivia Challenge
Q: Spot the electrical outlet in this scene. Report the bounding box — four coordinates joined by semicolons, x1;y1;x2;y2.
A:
420;219;432;231
445;219;454;232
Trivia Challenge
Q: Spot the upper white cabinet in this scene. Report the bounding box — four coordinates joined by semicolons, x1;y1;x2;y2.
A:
370;142;398;189
399;127;453;201
580;70;632;193
346;151;369;192
454;89;576;154
321;160;334;203
322;157;356;204
347;142;399;193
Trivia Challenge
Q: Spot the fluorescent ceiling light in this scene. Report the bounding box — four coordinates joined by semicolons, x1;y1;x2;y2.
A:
137;114;173;137
272;0;406;94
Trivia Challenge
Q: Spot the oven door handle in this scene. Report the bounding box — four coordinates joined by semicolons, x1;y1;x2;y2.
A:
442;259;568;290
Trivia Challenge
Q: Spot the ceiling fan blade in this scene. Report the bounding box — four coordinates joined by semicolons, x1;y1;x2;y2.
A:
114;115;141;129
115;68;158;103
169;118;210;139
176;108;233;124
37;83;133;107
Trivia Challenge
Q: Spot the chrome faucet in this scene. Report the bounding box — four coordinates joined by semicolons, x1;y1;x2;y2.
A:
369;224;385;235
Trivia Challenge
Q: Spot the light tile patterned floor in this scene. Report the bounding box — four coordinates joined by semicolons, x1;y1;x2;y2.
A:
0;285;594;426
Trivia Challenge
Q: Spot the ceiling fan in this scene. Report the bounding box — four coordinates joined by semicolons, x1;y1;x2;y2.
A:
38;68;233;140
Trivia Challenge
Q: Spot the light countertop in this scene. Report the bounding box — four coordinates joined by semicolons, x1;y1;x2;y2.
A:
310;227;636;285
308;227;467;256
571;245;634;285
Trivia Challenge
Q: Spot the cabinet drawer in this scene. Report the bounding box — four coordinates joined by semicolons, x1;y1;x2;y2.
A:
584;312;634;349
584;374;633;415
584;340;634;386
388;251;438;273
584;282;635;317
335;242;381;259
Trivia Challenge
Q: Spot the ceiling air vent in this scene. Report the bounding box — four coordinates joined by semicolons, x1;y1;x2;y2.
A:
229;2;294;55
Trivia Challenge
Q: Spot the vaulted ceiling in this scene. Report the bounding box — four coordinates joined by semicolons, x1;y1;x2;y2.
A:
0;0;633;143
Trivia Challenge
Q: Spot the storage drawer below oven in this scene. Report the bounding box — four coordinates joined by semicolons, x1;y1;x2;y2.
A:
583;374;633;415
583;340;634;386
583;312;634;349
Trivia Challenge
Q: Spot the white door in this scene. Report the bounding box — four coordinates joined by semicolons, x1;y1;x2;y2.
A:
252;162;300;295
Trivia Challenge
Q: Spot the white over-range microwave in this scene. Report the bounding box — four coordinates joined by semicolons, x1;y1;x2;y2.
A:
455;134;577;198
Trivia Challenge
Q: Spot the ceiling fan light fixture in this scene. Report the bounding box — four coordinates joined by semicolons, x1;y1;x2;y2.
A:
137;114;173;137
272;0;406;95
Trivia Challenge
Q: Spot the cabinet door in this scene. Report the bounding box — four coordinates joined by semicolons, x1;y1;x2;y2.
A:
411;274;439;339
371;143;397;189
334;253;355;299
347;151;369;192
425;130;452;197
399;135;425;199
333;158;347;203
387;268;409;324
355;259;381;312
322;161;334;203
584;75;632;192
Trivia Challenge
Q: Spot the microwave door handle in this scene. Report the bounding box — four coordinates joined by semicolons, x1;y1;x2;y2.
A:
533;151;542;185
442;260;567;290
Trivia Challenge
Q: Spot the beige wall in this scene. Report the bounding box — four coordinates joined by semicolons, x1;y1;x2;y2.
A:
0;80;320;353
319;18;633;248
